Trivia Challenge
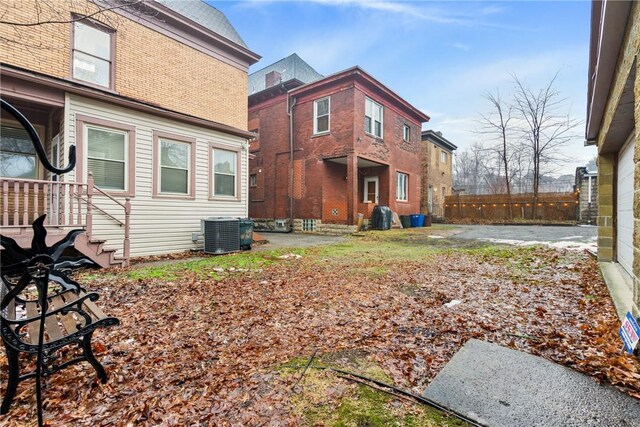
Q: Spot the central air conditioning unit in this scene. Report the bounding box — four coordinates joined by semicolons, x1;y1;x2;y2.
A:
202;218;241;254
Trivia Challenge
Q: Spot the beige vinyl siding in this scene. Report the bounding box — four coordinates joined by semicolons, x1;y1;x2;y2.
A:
65;94;249;257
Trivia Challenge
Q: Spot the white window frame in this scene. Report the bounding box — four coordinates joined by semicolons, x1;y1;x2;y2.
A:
158;138;191;195
403;124;410;142
441;150;447;163
313;97;330;135
211;147;238;198
363;176;379;203
72;21;113;88
85;124;128;192
396;172;408;201
365;97;384;138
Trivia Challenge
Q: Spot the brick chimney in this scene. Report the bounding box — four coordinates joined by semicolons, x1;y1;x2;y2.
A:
265;70;282;88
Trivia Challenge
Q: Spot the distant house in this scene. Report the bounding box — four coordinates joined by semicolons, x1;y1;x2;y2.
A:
248;54;430;233
574;164;597;225
0;0;260;266
585;0;638;319
420;130;456;219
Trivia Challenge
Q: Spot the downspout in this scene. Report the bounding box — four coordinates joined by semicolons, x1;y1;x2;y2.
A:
287;92;297;231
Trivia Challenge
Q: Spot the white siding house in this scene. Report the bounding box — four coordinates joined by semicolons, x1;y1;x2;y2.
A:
65;95;250;258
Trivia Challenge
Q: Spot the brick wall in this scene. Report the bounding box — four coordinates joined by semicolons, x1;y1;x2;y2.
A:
248;95;290;219
0;0;248;130
420;139;454;216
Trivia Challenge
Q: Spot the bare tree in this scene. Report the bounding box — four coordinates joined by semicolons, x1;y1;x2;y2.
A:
0;0;151;50
453;142;496;195
478;90;514;218
512;73;581;218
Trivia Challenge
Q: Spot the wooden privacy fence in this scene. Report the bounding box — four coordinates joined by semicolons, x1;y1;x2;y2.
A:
444;192;579;222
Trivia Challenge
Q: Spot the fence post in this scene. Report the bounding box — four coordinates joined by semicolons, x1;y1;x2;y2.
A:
86;173;94;240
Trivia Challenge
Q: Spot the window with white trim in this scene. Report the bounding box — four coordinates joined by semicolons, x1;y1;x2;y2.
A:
396;172;408;201
314;97;330;134
249;174;257;187
159;138;190;194
441;150;447;163
0;125;37;178
73;21;113;87
403;124;410;141
212;148;237;197
365;97;383;138
87;125;127;190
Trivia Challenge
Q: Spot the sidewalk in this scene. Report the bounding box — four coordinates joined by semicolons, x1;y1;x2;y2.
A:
423;339;639;427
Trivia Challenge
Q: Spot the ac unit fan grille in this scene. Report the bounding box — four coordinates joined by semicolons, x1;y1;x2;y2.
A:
203;219;240;254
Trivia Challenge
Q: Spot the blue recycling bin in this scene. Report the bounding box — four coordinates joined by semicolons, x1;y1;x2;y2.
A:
411;214;424;227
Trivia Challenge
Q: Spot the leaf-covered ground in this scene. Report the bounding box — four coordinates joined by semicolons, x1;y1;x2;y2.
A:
1;227;638;426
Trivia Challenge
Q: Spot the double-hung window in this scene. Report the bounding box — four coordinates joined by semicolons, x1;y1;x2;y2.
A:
159;139;190;195
0;125;37;178
314;97;330;134
73;21;113;88
212;148;237;197
403;124;410;141
365;97;383;138
87;125;127;191
396;172;408;201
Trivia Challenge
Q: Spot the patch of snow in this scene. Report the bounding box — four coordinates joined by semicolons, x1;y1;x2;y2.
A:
428;235;445;239
478;237;597;252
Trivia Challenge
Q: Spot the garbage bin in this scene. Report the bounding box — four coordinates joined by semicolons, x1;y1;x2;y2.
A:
372;205;392;230
411;214;424;227
400;215;412;228
239;218;254;250
424;214;432;227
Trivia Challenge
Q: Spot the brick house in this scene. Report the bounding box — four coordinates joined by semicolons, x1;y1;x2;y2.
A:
585;0;638;319
420;130;457;219
248;55;430;233
0;0;260;265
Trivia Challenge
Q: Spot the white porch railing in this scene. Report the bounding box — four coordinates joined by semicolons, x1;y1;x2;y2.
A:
0;175;130;264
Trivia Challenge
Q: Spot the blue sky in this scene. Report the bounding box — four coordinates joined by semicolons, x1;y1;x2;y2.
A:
214;0;596;176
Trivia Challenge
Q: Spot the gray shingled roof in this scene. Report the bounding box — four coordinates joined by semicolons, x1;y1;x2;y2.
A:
156;0;247;48
249;53;323;94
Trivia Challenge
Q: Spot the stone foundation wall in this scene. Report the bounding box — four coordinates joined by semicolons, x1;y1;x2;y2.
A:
253;218;357;235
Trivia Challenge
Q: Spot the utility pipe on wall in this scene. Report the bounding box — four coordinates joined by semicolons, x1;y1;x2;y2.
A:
287;93;297;231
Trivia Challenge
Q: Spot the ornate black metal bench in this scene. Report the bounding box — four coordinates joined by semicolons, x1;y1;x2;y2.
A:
0;255;119;414
0;214;120;418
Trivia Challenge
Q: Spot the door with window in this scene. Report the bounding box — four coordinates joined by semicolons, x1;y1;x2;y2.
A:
364;176;379;204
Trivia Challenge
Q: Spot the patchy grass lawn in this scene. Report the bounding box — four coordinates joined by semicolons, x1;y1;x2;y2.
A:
1;227;638;426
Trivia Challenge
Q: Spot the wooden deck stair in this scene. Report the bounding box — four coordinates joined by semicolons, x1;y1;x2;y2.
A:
1;228;125;268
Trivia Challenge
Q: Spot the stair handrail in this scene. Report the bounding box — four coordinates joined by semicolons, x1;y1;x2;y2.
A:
73;194;124;227
83;173;131;267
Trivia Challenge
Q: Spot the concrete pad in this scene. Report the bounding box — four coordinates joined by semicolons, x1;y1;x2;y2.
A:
600;262;636;320
423;339;640;427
